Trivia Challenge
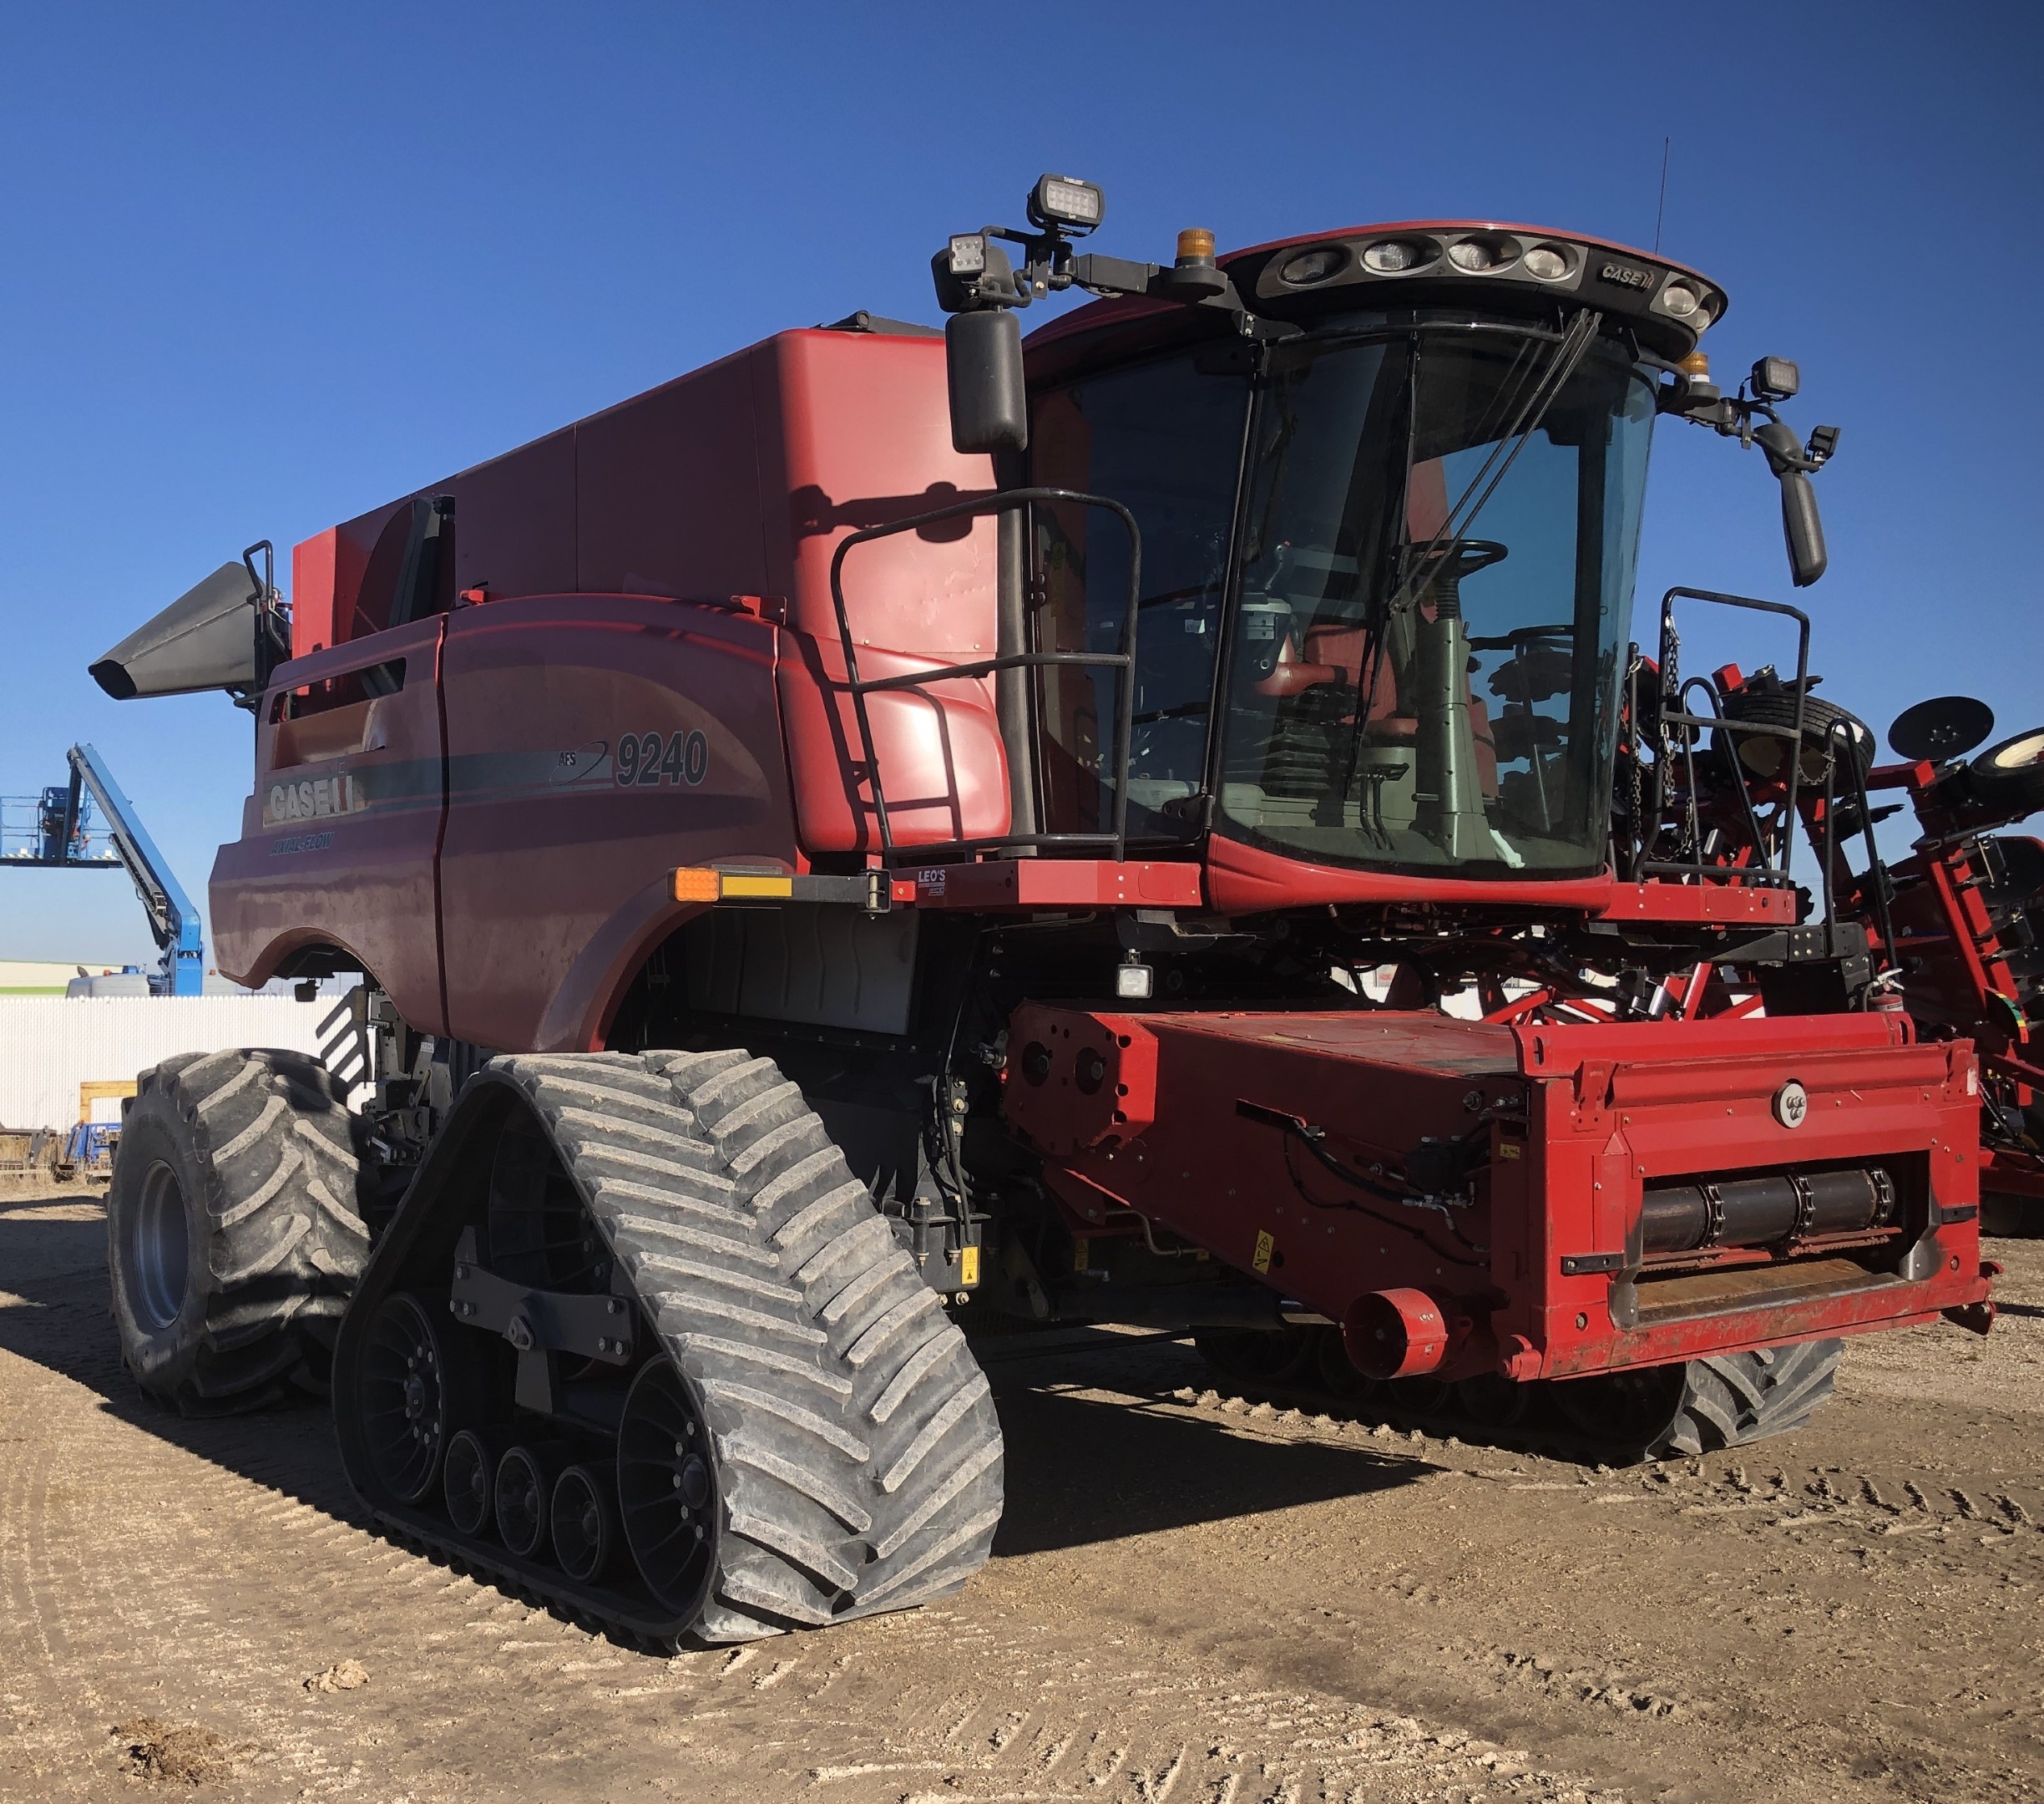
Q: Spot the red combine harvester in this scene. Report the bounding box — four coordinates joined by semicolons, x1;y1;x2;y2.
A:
91;177;2006;1644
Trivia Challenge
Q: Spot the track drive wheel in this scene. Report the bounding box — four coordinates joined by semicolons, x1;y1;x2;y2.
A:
107;1049;368;1414
1551;1339;1843;1461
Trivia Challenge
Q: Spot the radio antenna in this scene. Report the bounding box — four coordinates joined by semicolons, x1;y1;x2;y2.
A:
1653;136;1671;255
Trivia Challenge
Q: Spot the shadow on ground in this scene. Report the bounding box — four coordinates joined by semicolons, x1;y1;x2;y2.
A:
0;1198;1430;1575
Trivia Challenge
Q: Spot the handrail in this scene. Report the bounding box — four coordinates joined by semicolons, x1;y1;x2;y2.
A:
1637;587;1900;971
1638;585;1811;886
1814;715;1898;970
827;486;1142;863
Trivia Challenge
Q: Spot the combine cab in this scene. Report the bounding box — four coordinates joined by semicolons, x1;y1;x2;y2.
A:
93;177;1997;1643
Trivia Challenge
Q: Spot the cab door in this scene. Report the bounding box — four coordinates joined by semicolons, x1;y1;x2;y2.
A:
210;616;449;1031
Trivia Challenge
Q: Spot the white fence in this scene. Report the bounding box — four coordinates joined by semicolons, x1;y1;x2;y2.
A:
0;996;355;1132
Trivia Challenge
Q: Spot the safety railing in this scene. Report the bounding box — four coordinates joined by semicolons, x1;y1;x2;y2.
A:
827;487;1142;863
1634;585;1811;891
1632;585;1895;954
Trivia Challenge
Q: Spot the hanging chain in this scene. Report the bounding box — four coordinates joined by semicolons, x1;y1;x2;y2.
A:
1656;621;1686;862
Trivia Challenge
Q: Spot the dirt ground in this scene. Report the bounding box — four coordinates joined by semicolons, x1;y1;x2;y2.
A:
3;1179;2041;1804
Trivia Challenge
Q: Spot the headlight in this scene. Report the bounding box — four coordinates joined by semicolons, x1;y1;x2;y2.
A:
1446;234;1517;273
1362;239;1429;273
1280;246;1347;284
1658;281;1700;317
1523;243;1570;281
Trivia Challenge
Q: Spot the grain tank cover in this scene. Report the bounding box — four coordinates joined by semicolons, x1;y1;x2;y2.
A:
89;560;263;700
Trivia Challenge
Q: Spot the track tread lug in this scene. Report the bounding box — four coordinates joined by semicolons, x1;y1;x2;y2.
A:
650;1292;826;1347
699;1377;873;1461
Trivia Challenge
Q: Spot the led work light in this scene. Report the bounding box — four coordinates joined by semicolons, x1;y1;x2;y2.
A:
1750;357;1800;401
1028;174;1105;233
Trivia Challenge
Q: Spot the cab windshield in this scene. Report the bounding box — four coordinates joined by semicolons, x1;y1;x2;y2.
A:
1028;320;1657;878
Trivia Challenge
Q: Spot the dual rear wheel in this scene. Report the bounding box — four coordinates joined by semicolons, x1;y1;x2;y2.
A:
108;1051;369;1414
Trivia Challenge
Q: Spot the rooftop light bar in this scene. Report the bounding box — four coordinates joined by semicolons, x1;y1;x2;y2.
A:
1248;227;1727;353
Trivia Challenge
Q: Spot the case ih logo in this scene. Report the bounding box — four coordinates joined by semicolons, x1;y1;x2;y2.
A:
266;773;366;824
1773;1080;1810;1128
1598;261;1654;291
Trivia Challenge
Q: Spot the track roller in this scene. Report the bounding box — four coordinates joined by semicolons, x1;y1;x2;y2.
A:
494;1445;560;1559
552;1464;620;1584
443;1428;498;1537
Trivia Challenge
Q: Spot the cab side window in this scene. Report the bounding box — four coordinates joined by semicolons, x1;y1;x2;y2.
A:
1029;348;1248;836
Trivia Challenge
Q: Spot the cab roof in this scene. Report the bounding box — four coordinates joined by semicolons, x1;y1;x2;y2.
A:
1026;219;1724;364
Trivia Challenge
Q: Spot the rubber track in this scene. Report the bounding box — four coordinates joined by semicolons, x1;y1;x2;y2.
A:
495;1049;1004;1641
114;1049;369;1412
1197;1326;1843;1467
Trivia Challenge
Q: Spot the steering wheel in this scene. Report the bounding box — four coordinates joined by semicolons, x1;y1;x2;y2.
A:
1409;537;1508;580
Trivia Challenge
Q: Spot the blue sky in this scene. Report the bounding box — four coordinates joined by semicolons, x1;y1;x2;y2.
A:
2;2;2038;964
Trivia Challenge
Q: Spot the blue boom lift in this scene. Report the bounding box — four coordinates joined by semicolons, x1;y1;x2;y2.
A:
2;743;205;996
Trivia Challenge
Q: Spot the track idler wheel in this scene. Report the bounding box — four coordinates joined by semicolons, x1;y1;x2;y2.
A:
359;1293;468;1505
617;1359;716;1616
1551;1363;1689;1456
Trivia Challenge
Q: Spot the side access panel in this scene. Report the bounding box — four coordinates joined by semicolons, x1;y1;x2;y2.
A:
437;595;799;1053
210;617;450;1031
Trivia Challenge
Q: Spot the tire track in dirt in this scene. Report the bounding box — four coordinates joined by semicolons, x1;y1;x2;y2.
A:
7;1191;2044;1802
0;1248;1618;1802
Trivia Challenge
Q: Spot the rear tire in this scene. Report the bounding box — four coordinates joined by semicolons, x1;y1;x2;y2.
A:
107;1049;369;1415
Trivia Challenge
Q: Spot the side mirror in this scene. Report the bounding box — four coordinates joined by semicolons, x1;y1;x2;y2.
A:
945;309;1028;455
1778;468;1829;588
1753;418;1828;588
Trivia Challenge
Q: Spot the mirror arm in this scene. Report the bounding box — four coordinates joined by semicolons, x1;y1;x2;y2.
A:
1660;378;1839;589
